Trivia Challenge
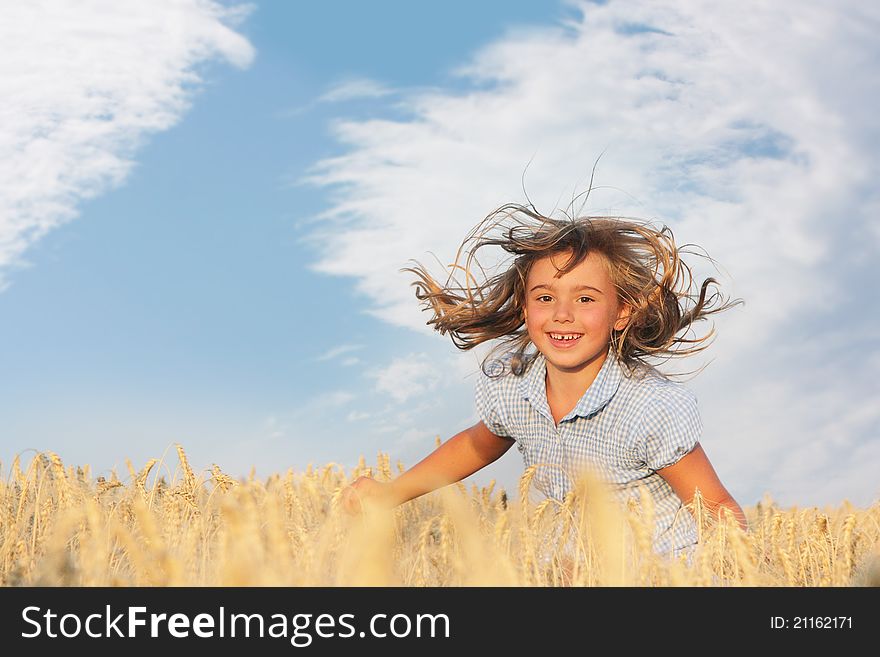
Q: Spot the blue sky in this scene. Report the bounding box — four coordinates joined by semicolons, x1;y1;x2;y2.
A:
2;0;878;509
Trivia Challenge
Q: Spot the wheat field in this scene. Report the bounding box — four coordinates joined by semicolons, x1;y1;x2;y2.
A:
1;445;878;587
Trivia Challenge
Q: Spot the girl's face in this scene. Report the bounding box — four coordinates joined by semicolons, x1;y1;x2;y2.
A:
523;250;630;374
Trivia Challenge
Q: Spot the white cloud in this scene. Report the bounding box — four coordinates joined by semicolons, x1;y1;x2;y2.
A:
367;352;444;403
0;0;255;291
301;1;880;506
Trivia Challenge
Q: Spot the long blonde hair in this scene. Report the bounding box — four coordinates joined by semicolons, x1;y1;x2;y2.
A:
402;203;740;377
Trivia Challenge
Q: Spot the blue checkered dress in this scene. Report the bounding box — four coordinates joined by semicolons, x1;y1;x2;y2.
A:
474;347;700;557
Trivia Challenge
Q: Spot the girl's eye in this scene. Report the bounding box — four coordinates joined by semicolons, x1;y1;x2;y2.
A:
579;296;594;303
537;295;552;302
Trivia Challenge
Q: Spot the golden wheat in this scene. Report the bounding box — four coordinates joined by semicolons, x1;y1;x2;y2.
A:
1;447;878;586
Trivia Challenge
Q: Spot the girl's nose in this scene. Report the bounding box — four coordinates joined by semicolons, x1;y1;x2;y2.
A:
553;301;574;321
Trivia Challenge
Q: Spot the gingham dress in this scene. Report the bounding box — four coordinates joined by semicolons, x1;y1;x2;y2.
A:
474;347;700;557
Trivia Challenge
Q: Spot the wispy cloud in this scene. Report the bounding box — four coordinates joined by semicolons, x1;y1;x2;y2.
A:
314;343;364;362
277;77;395;119
0;0;254;291
301;0;880;506
260;389;356;441
318;78;394;103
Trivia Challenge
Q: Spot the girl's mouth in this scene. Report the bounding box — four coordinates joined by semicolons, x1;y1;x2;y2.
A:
547;332;583;349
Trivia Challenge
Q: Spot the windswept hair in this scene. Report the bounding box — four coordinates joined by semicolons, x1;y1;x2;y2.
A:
401;203;741;378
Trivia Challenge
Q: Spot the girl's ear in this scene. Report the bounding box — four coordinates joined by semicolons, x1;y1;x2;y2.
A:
613;303;632;331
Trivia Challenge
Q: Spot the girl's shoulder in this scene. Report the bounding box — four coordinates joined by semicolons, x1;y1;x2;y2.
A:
617;362;702;457
620;360;699;409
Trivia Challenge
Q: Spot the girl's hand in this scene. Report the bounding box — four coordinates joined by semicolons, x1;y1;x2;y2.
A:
341;475;397;515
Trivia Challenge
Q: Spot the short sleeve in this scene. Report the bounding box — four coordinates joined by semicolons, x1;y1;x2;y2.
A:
640;386;702;471
474;370;513;439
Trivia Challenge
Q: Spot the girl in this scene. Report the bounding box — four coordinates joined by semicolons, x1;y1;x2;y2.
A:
341;203;747;558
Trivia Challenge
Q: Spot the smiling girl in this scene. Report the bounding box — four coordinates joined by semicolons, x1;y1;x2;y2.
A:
341;203;747;558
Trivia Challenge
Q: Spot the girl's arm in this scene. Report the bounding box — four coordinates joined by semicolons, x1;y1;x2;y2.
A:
341;421;515;513
656;443;748;531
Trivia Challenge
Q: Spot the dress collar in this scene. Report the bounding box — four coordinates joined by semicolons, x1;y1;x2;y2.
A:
517;347;623;424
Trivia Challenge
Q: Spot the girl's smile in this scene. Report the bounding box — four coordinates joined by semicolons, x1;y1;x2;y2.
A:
546;332;583;348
